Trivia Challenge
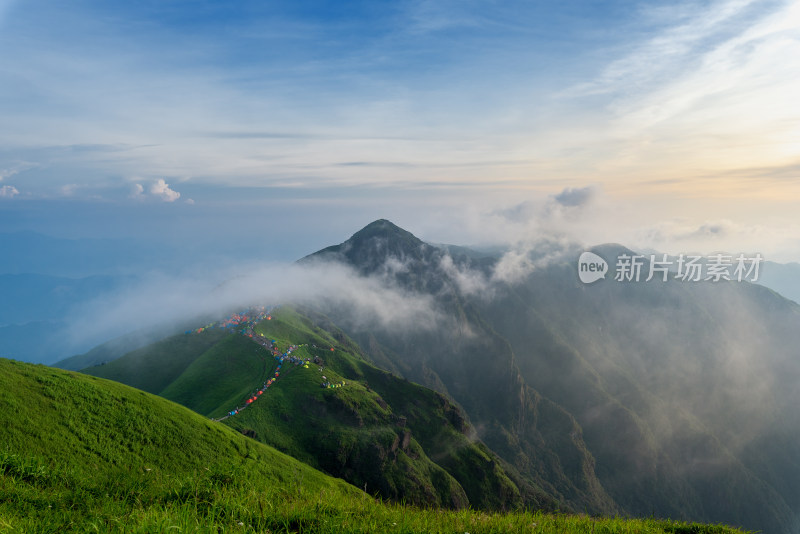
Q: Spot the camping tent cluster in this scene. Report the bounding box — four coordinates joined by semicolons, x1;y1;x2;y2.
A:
196;306;347;422
186;323;214;335
219;306;271;332
185;306;272;336
216;340;319;420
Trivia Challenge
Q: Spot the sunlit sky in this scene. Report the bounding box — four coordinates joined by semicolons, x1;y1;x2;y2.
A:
1;0;799;263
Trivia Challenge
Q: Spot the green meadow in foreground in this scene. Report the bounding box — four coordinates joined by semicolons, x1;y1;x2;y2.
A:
0;358;746;533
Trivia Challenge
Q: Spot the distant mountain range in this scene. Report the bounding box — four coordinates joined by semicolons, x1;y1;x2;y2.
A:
0;273;137;363
0;230;257;363
757;260;800;304
57;219;800;533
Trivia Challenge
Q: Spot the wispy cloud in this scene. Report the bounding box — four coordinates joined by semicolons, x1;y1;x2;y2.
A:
0;185;19;198
0;162;37;181
565;0;800;176
0;1;798;261
570;0;763;98
403;0;486;33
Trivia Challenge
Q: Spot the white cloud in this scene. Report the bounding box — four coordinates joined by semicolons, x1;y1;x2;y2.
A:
0;0;796;264
0;162;37;181
626;218;800;263
130;183;145;200
438;254;489;296
483;185;604;246
63;260;442;350
491;248;535;284
128;179;182;202
150;179;181;202
0;185;19;198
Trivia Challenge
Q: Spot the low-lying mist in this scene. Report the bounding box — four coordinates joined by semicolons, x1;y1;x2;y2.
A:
48;221;800;530
61;259;443;355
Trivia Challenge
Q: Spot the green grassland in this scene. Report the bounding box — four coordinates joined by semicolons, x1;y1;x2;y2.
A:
84;327;232;394
0;358;746;532
246;307;557;511
0;356;358;532
82;306;554;510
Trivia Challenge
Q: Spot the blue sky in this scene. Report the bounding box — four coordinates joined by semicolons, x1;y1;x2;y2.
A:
1;0;799;263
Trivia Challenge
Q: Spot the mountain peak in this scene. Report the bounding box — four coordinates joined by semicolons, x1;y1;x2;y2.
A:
357;218;399;231
346;219;424;248
302;219;436;278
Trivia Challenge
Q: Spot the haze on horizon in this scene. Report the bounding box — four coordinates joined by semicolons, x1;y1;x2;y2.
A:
1;0;799;263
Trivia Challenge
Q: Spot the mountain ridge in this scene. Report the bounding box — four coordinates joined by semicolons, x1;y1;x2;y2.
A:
296;219;800;533
81;305;557;512
56;218;800;532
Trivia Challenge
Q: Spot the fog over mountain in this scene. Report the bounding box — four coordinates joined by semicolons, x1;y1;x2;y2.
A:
44;219;800;533
3;1;799;529
298;220;800;532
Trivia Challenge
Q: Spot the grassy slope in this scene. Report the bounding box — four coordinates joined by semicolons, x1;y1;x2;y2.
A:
0;357;359;532
242;307;563;511
225;333;471;509
79;312;470;508
159;334;270;418
287;307;561;512
54;334;142;371
84;327;230;394
80;306;544;511
0;358;746;534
